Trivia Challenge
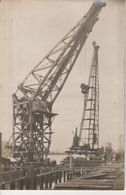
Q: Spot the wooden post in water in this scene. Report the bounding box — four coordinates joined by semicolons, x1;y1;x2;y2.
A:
36;177;41;190
40;176;44;189
19;180;24;190
5;183;10;190
29;170;36;189
15;182;20;190
59;172;62;183
10;182;15;189
49;174;52;189
67;172;69;181
69;153;72;169
55;173;58;184
1;184;5;190
45;176;48;189
63;171;66;182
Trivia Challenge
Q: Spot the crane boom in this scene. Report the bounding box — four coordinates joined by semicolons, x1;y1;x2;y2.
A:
12;1;106;163
16;0;106;104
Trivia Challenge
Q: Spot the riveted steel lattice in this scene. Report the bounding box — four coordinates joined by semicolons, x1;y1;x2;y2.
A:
12;1;106;163
79;41;100;150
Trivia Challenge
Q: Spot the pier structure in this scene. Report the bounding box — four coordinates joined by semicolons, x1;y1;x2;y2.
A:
0;166;92;190
0;161;124;190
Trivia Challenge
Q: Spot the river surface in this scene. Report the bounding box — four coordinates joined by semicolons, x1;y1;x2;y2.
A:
49;154;67;165
49;154;85;165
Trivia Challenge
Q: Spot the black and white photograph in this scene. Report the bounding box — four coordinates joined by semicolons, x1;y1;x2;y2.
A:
0;0;125;191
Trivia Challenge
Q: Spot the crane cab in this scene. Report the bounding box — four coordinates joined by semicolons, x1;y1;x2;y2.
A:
32;99;48;113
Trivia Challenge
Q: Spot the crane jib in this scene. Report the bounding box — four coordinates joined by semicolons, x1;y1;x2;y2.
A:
16;1;106;104
12;1;106;163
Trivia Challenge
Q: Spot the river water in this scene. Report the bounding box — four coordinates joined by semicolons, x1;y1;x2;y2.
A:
49;154;67;165
49;154;85;165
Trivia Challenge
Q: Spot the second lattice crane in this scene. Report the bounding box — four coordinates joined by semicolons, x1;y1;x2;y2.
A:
71;41;102;156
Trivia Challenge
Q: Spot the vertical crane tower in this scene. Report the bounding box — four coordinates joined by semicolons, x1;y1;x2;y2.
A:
70;41;100;155
79;41;100;152
12;1;106;163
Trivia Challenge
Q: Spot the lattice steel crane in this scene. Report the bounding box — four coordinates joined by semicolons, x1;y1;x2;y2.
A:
80;41;99;150
12;1;106;163
71;41;100;155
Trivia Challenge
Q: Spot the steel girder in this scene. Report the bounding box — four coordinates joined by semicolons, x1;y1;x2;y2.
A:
12;1;106;162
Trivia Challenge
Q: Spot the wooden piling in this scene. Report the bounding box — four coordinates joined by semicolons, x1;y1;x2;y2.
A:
45;176;48;189
63;171;66;182
48;174;52;189
40;176;44;189
10;182;15;189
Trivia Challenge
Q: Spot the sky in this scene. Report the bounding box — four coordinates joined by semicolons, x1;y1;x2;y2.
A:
0;0;124;152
